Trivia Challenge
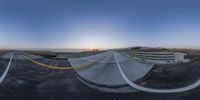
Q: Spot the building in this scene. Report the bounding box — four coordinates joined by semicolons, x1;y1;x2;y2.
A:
133;52;189;64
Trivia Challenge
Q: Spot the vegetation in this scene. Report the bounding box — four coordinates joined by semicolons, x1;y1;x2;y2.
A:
24;50;104;59
0;49;10;55
25;51;57;58
56;50;104;59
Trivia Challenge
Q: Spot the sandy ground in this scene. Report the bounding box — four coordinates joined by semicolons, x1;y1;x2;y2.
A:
1;52;200;100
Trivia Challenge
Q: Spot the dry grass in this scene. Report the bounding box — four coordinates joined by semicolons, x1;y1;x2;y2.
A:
25;51;57;58
55;51;104;58
0;49;9;55
25;50;104;59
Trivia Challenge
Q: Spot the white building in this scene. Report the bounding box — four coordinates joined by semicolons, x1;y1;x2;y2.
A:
133;52;189;64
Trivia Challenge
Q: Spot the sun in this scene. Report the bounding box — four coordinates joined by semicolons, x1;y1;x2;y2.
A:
88;44;99;51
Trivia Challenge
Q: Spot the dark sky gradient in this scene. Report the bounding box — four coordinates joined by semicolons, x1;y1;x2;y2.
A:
0;0;200;49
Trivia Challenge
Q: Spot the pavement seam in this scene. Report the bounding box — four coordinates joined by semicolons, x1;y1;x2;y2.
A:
0;52;14;84
114;52;200;93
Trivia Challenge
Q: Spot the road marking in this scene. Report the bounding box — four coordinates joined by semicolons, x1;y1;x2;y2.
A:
23;55;98;70
0;52;13;84
114;52;200;93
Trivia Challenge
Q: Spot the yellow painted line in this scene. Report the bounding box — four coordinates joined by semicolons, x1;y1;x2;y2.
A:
22;55;95;70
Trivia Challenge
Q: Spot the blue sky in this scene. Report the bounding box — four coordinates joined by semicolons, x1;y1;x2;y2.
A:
0;0;200;49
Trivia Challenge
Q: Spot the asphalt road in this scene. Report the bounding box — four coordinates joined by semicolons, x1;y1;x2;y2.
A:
1;52;200;100
0;52;101;99
69;51;154;93
69;51;200;93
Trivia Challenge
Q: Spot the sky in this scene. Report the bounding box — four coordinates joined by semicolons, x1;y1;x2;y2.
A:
0;0;200;49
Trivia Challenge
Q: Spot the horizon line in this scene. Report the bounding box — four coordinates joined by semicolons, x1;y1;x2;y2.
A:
1;46;200;51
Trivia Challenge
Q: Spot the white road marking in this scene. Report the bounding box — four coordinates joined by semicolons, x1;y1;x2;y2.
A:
114;52;200;93
0;52;14;84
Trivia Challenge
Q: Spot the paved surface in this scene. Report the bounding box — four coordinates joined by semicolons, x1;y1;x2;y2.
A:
69;51;200;93
114;52;200;93
0;52;13;84
69;51;154;92
0;52;101;99
1;52;200;100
